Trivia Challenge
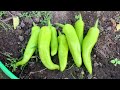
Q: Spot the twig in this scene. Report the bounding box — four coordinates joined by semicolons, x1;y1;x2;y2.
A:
28;68;47;77
66;64;74;71
2;17;13;22
0;22;7;31
71;72;76;79
0;20;13;30
19;65;26;78
7;11;14;16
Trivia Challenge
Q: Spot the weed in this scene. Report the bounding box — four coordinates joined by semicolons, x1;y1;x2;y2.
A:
0;52;18;72
19;11;52;26
0;11;7;17
110;58;120;66
0;11;13;31
39;11;52;26
0;51;25;72
19;11;51;18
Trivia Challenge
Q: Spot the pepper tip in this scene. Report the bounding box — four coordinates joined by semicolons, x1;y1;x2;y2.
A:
79;13;82;20
94;18;99;28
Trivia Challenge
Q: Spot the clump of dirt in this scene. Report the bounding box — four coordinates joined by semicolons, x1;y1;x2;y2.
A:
0;11;120;79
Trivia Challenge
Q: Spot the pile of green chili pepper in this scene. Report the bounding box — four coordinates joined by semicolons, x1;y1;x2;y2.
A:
14;14;100;75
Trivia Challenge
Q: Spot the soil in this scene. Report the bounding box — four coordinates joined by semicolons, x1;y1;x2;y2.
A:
0;11;120;79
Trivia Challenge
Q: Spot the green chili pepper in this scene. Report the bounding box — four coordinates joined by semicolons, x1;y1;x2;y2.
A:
58;31;68;72
82;19;99;74
38;22;59;70
56;23;82;67
74;13;84;46
49;20;58;56
15;22;40;67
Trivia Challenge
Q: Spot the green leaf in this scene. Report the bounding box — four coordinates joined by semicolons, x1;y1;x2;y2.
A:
117;61;120;64
13;16;19;30
114;58;118;61
6;58;11;61
110;60;116;64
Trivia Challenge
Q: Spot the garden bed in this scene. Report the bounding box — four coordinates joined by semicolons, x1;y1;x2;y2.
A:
0;11;120;79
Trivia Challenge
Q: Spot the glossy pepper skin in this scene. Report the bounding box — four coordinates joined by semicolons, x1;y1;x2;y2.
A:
74;14;84;46
56;23;82;67
38;24;59;70
58;31;68;72
82;19;99;74
15;22;40;67
50;25;58;56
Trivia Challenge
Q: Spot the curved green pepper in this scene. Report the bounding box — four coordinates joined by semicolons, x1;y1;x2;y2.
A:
82;19;99;74
74;14;84;46
56;23;82;67
50;22;58;56
15;22;40;67
58;31;68;72
38;24;59;70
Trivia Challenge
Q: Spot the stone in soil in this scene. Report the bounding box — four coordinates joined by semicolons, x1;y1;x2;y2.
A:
94;62;99;67
19;35;24;42
24;18;33;24
107;26;112;31
24;29;31;35
33;17;40;23
20;21;25;28
87;74;93;79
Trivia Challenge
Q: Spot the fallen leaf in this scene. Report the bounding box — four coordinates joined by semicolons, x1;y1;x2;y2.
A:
13;16;19;30
116;23;120;31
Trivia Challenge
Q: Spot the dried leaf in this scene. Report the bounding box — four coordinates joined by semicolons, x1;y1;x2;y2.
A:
13;16;19;30
116;24;120;31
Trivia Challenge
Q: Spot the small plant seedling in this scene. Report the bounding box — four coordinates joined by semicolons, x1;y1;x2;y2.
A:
110;58;120;66
0;11;7;17
19;11;52;26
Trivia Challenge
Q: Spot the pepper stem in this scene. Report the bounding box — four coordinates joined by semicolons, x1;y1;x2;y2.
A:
48;19;52;26
33;22;36;26
58;30;62;36
79;13;82;21
75;13;82;20
94;19;99;28
55;23;64;28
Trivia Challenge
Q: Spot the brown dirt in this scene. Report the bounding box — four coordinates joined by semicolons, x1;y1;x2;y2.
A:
0;11;120;79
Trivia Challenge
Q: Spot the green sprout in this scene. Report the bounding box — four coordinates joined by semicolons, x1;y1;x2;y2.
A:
0;11;7;17
110;58;120;66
